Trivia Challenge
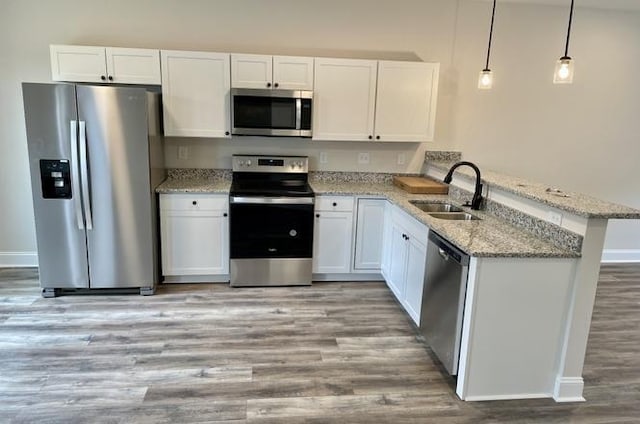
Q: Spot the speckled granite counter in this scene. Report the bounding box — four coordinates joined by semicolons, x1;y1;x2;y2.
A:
426;160;640;219
157;178;230;193
310;181;578;259
155;169;579;258
156;169;231;193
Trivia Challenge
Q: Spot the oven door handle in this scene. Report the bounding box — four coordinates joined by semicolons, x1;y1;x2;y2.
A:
230;196;315;205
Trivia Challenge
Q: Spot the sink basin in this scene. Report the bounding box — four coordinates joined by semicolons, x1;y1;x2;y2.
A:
410;201;463;213
428;212;481;221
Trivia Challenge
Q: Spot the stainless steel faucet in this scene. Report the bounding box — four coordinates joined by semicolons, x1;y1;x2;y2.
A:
443;161;483;210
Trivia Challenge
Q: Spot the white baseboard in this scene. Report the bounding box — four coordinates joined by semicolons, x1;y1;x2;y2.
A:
601;249;640;263
462;393;548;402
553;376;586;402
0;252;38;267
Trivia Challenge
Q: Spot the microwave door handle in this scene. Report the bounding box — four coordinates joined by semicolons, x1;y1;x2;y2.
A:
295;98;302;130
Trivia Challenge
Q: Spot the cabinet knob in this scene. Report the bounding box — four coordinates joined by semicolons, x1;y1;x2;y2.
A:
267;82;272;88
368;135;373;140
100;75;106;81
192;201;197;205
108;75;113;81
316;213;320;218
332;202;337;207
274;82;279;88
225;131;230;136
223;212;228;217
376;135;380;140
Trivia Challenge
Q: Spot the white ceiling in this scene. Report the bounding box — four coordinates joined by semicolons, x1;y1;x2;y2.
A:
473;0;640;12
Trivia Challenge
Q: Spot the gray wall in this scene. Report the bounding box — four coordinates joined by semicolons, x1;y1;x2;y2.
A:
0;0;638;264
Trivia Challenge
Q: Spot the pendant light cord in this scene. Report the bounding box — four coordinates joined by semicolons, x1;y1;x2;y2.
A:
485;0;497;70
563;0;574;58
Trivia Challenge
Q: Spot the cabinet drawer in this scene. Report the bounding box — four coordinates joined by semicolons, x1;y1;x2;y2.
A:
315;196;354;212
160;193;228;211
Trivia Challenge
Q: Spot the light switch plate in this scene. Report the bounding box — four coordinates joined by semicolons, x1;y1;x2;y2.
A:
547;210;563;226
178;146;189;160
319;152;328;164
397;153;406;165
358;152;370;164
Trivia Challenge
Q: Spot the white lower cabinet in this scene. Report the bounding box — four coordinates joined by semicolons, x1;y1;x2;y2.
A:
381;204;429;325
160;194;229;278
353;198;386;271
313;196;354;274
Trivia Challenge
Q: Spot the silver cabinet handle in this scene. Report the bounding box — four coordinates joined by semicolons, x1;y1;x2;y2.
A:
69;120;84;230
78;121;93;230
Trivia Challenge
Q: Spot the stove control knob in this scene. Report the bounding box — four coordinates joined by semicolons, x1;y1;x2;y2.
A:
246;160;252;167
238;160;245;167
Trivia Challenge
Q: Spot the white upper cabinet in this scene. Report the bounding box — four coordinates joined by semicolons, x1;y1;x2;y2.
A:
161;50;231;138
312;58;378;141
231;54;314;90
104;47;162;85
374;61;439;142
50;45;160;84
272;56;314;90
312;58;439;142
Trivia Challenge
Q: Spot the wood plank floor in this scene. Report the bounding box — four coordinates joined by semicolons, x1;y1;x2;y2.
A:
1;264;639;423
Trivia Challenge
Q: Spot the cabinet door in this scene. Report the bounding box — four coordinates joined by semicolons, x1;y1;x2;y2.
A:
374;61;440;142
231;54;273;89
50;45;106;83
313;211;353;274
312;58;377;141
386;222;407;302
380;201;393;279
273;56;314;90
161;50;231;137
354;199;385;270
161;208;228;276
403;236;428;325
105;47;161;85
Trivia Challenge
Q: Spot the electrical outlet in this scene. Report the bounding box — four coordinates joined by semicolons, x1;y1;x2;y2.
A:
547;210;563;226
397;153;406;165
178;146;189;160
358;152;370;164
319;151;328;164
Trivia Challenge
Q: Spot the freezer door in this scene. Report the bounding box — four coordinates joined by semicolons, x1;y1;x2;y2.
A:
76;85;154;288
22;83;90;289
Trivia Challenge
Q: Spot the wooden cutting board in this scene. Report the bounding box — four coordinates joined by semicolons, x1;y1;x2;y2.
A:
392;176;449;194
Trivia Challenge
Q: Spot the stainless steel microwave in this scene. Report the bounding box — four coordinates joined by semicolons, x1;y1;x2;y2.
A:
231;88;313;137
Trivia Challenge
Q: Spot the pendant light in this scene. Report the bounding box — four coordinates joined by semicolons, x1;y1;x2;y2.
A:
478;0;497;89
553;0;575;84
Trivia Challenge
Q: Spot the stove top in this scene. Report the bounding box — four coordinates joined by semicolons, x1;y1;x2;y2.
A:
230;155;314;198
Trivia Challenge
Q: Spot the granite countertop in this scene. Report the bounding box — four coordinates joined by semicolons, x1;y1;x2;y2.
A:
156;177;231;193
155;174;579;258
310;181;579;259
427;160;640;219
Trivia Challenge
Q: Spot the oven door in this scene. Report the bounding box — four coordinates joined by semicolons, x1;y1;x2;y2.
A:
230;197;314;259
231;88;312;137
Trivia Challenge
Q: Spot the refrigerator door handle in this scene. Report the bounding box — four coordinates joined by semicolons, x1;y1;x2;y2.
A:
69;120;84;230
78;121;93;230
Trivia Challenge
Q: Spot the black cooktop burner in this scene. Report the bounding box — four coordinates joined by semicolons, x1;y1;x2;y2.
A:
230;174;314;198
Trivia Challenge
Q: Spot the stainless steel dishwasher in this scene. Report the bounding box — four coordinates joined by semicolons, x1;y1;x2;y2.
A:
420;231;470;375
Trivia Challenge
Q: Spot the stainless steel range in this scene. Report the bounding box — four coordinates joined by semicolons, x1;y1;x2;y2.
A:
229;155;314;287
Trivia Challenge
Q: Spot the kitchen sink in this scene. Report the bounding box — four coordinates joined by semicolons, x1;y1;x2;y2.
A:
428;212;481;221
410;201;464;213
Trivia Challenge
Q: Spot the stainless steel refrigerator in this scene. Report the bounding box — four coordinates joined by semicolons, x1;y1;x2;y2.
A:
22;83;164;297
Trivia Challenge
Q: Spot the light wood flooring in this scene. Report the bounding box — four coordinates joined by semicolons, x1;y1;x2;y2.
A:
1;264;639;423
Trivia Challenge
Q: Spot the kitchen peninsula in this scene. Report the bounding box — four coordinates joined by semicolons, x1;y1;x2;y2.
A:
157;151;640;403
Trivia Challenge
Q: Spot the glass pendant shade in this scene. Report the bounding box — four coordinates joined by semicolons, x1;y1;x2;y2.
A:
478;69;493;89
553;57;574;84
